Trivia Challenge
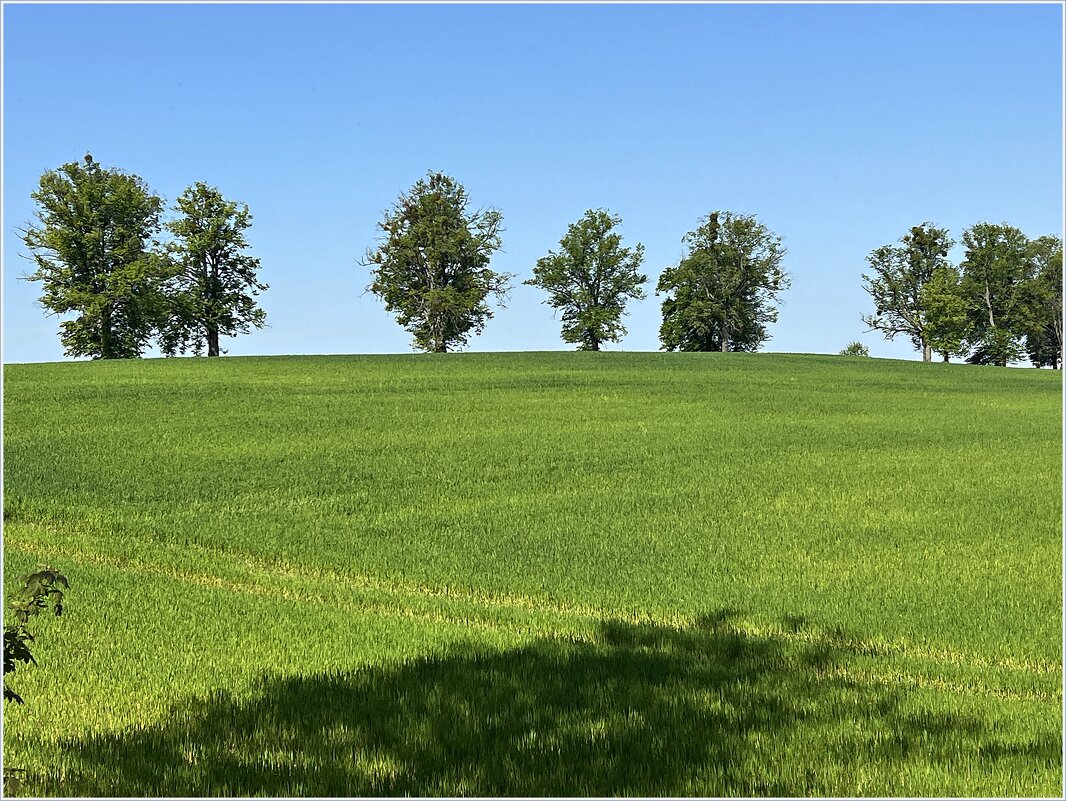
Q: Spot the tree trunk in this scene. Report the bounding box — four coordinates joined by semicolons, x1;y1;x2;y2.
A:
1055;317;1063;370
721;323;730;353
207;256;221;357
922;342;932;362
942;354;949;363
100;302;113;359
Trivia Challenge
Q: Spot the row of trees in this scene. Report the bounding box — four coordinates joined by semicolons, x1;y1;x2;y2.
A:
22;162;790;359
362;171;790;354
21;155;268;358
22;162;1062;366
862;222;1063;367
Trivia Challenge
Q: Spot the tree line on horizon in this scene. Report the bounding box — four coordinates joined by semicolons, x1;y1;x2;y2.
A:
359;171;789;355
19;159;1063;368
862;222;1063;368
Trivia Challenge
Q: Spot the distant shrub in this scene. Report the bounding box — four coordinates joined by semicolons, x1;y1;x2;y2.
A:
839;342;870;357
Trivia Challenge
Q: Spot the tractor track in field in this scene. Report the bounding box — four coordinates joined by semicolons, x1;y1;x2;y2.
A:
6;528;1062;705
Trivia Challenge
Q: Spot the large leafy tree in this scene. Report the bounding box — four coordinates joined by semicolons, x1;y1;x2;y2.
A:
21;154;167;359
158;183;268;357
861;222;953;362
657;211;789;353
1022;235;1063;369
525;209;646;351
920;264;971;362
363;172;511;353
958;222;1033;367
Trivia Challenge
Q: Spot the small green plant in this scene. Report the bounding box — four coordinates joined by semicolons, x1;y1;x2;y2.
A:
4;566;69;704
839;341;870;357
4;567;69;796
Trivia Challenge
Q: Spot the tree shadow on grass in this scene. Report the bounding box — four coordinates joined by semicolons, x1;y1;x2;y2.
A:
34;611;1062;797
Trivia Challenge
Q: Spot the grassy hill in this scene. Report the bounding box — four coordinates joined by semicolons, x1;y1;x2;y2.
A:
2;352;1061;796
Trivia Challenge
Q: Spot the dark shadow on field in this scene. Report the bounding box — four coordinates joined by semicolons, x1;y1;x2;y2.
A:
34;612;1062;797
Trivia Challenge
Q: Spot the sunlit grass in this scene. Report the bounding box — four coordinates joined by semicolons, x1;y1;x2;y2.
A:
3;352;1061;796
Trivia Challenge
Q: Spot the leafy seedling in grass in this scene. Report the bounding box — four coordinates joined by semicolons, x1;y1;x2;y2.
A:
4;566;69;704
4;567;69;796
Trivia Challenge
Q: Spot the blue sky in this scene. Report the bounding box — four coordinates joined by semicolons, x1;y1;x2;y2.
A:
3;2;1062;363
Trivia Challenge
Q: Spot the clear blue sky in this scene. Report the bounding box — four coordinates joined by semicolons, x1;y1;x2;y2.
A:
3;2;1062;363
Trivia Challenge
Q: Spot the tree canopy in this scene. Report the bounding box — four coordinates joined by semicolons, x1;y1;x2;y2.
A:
919;264;970;362
1022;235;1063;369
525;209;646;351
657;212;789;353
159;183;268;357
21;155;168;359
861;223;953;362
958;222;1033;367
363;172;511;353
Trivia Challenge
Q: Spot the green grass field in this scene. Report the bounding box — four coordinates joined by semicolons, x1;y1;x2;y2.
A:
2;352;1062;796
